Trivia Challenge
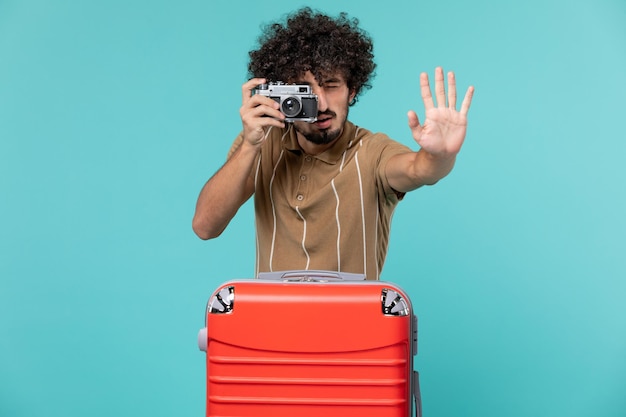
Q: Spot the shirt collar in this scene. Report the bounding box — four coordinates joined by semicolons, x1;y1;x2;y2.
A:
283;121;358;164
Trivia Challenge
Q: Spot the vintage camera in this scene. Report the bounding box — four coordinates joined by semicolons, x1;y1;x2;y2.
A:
255;82;318;123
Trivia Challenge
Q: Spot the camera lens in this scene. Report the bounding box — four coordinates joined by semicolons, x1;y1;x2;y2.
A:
281;96;302;117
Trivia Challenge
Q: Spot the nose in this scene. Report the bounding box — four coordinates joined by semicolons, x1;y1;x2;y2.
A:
312;86;328;113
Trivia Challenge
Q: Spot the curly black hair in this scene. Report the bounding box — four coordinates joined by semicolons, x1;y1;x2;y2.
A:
248;7;376;106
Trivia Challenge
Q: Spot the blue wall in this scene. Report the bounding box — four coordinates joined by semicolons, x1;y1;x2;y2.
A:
1;1;625;416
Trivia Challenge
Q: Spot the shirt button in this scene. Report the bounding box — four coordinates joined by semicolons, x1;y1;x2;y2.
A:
300;175;306;181
305;156;312;162
296;194;304;201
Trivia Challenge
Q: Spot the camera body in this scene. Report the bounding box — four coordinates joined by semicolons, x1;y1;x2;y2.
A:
256;82;318;123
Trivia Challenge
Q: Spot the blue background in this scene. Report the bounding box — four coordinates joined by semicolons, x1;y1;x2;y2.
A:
1;0;625;416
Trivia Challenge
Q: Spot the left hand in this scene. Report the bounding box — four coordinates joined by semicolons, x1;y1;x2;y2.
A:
407;67;474;158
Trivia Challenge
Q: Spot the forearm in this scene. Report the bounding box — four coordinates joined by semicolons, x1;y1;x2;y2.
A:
387;149;456;192
192;142;259;239
413;148;456;186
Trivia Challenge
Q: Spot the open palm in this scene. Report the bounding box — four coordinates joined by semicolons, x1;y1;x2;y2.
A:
408;68;474;157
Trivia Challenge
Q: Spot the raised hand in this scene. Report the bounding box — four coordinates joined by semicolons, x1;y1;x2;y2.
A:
407;67;474;158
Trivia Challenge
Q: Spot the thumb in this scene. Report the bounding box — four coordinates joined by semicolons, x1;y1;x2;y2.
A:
407;110;421;130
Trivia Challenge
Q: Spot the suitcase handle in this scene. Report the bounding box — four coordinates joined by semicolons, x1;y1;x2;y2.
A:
257;270;366;282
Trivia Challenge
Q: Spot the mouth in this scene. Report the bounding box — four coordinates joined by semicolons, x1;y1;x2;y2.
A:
314;116;332;129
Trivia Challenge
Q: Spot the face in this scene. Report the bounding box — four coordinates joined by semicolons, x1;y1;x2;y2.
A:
291;71;355;146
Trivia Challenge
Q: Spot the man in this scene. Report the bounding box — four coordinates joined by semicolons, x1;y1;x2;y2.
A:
192;8;474;280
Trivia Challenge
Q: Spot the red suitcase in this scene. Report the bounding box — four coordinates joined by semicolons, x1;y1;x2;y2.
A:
198;270;421;417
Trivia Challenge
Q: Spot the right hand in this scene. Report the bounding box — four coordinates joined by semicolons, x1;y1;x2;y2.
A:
240;78;286;146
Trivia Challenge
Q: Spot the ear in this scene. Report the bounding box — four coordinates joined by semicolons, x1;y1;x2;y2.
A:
349;88;357;104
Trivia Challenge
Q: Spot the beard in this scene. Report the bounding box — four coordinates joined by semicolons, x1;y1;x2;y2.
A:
299;126;342;145
293;109;347;145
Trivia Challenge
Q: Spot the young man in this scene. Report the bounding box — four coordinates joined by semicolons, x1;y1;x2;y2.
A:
192;8;474;280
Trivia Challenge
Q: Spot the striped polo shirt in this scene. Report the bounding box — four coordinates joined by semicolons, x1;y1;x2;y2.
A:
229;120;412;280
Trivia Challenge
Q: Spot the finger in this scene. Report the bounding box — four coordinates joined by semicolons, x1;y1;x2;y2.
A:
459;85;475;116
407;110;423;140
242;78;266;104
241;99;283;121
447;71;457;109
420;72;434;111
407;110;421;129
243;92;281;113
241;106;285;133
434;67;446;108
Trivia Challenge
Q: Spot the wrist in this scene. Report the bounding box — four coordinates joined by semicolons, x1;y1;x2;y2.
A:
418;148;456;164
414;149;456;184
